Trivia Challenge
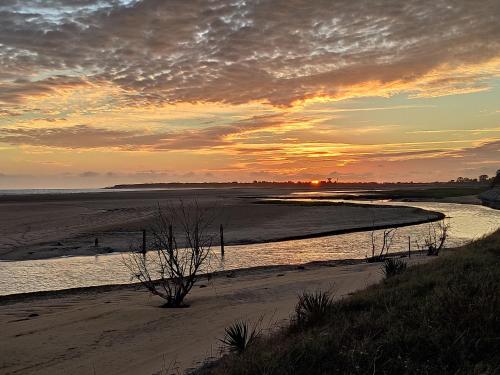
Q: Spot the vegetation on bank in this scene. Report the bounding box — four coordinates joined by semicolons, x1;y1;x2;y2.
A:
198;230;500;374
376;186;489;199
258;186;489;202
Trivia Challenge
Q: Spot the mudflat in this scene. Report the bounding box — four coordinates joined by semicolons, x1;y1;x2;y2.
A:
0;187;441;261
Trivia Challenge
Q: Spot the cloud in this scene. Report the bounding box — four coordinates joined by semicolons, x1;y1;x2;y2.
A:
0;113;305;150
1;0;499;107
329;171;375;181
409;127;500;134
0;76;88;105
0;139;498;186
338;140;500;181
79;171;100;177
454;139;500;161
0;125;142;149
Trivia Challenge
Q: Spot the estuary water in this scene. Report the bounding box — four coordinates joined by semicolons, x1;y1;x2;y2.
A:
1;200;499;296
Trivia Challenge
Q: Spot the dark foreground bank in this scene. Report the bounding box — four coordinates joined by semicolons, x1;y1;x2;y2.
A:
197;229;500;374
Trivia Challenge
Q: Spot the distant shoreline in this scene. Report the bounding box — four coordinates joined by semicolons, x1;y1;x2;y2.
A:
105;181;488;190
0;182;486;206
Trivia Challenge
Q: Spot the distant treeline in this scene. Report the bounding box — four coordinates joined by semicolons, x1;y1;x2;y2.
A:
106;180;491;190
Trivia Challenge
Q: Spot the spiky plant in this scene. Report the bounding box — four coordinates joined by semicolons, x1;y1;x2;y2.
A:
295;290;334;327
220;321;258;354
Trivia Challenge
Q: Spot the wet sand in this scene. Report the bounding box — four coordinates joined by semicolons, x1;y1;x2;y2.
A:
0;187;441;261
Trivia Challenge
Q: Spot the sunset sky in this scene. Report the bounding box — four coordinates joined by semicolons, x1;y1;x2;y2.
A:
1;0;499;188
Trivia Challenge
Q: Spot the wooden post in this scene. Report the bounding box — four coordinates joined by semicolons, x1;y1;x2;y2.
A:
220;224;224;257
194;223;199;251
168;224;173;250
408;236;411;258
142;229;146;254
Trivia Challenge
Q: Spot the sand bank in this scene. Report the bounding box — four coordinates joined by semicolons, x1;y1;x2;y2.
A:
0;187;441;261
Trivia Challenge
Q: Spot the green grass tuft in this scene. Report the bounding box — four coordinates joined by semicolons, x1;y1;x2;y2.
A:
381;257;407;279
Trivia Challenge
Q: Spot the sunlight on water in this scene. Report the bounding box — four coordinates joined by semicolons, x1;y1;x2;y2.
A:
1;201;499;296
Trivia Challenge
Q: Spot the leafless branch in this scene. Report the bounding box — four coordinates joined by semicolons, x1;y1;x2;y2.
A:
125;200;216;307
415;219;450;256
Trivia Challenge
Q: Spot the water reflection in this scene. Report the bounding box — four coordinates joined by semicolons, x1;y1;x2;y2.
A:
1;201;499;296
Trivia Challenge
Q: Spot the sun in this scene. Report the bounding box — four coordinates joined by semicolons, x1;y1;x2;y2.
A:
310;180;320;185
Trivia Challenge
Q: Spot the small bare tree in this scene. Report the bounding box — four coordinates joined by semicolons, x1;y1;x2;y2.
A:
126;201;215;307
416;220;450;256
369;228;397;262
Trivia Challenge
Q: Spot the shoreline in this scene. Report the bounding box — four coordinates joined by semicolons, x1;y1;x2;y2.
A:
0;248;430;304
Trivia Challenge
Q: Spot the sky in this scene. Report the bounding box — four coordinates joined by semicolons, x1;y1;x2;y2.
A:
0;0;499;188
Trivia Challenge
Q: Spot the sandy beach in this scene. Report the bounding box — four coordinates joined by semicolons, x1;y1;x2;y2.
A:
0;187;442;261
0;255;432;375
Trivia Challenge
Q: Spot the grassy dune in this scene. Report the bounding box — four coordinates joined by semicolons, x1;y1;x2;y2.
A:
199;230;500;374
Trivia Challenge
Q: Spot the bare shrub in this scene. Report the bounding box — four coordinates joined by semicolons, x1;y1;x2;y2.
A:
126;201;215;307
368;228;397;262
416;220;450;256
